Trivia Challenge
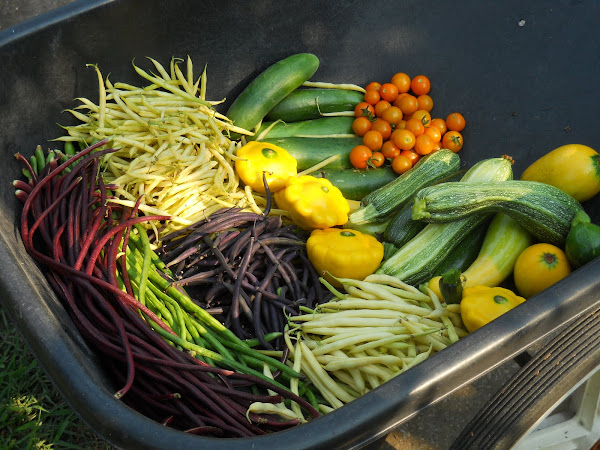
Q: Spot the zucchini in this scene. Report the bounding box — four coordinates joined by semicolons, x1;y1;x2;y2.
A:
433;217;490;276
461;213;533;288
383;201;426;251
249;116;355;140
376;156;514;285
317;166;398;201
348;149;461;226
565;210;600;269
225;53;319;138
260;136;363;171
265;88;364;122
412;180;584;246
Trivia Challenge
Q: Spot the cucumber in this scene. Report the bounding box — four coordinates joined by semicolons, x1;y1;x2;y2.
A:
265;88;364;122
317;166;398;201
565;210;600;269
225;53;319;138
377;156;514;285
260;136;363;171
249;116;355;140
461;213;533;288
412;180;584;246
348;149;461;226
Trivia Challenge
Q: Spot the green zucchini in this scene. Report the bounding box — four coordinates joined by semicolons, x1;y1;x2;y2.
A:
565;210;600;269
412;180;584;246
461;213;533;288
249;116;355;140
260;136;363;171
225;53;319;138
433;217;490;276
438;269;465;305
317;166;398;201
348;149;461;226
383;201;426;251
380;154;513;249
377;156;514;285
265;88;364;122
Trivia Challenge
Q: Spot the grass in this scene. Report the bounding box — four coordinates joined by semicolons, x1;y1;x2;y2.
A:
0;304;113;450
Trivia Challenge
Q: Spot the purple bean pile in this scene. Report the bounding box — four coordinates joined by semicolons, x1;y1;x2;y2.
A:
158;207;327;349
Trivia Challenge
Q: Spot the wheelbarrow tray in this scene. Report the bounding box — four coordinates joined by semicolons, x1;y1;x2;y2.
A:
1;1;599;448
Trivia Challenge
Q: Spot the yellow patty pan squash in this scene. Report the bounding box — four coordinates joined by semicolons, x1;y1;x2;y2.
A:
460;285;526;333
235;141;297;194
274;175;349;231
307;228;384;286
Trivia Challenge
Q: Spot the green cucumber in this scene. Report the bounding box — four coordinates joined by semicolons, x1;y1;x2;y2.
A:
260;136;363;171
316;166;398;201
225;53;319;138
265;88;364;122
377;156;514;285
412;180;584;246
249;116;355;140
348;149;462;226
565;210;600;269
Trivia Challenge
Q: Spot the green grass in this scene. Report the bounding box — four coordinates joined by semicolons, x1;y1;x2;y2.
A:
0;304;113;450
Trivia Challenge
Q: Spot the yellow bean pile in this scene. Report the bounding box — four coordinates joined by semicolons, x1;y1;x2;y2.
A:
285;274;468;410
60;57;266;237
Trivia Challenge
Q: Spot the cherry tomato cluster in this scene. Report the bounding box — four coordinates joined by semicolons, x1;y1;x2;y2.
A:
349;73;466;174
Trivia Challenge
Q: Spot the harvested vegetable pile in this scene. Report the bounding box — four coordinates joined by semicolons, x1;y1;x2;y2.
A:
13;142;319;437
58;57;265;237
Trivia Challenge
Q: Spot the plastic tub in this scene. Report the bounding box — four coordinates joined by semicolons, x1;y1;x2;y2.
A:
1;1;599;448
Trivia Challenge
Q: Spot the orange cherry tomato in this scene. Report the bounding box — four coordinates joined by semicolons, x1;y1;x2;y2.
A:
446;112;466;132
414;133;435;155
396;119;407;130
365;81;381;92
397;94;419;116
381;140;401;159
429;118;448;135
432;140;442;152
381;106;403;126
400;149;420;165
391;72;411;94
364;89;381;105
369;151;385;168
379;83;399;102
349;145;373;169
371;119;392;140
363;130;383;151
424;126;442;142
352;116;373;137
442;130;464;153
391;129;416;151
374;100;391;117
417;94;434;112
410;75;431;95
354;102;375;118
392;154;413;174
405;118;425;137
412;110;432;127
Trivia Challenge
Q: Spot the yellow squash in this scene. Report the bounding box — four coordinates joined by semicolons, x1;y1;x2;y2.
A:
306;228;384;286
235;141;297;194
460;285;526;333
513;243;571;298
274;175;349;231
520;144;600;202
